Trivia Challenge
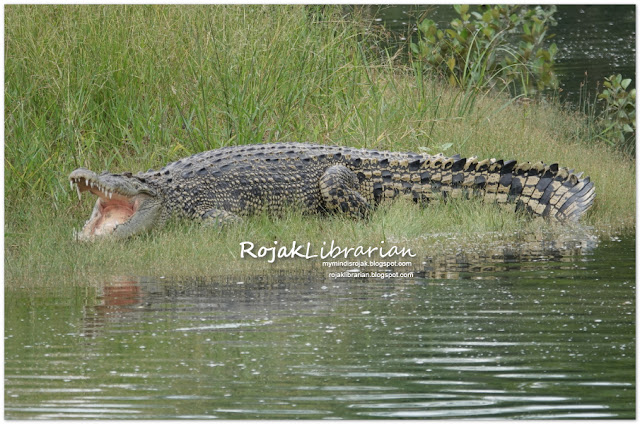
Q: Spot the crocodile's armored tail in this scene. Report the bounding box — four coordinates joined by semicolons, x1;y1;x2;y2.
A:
396;152;596;222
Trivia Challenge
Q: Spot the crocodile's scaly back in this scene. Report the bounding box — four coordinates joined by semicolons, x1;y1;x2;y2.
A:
70;142;595;240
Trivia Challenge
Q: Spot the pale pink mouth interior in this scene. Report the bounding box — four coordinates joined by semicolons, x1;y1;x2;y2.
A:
89;199;136;236
72;177;138;237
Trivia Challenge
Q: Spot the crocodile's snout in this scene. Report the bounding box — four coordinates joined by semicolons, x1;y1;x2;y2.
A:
69;168;162;241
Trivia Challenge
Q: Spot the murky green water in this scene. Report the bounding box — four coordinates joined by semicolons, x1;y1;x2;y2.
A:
5;234;635;419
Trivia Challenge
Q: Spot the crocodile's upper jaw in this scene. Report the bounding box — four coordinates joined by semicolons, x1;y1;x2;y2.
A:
69;168;161;241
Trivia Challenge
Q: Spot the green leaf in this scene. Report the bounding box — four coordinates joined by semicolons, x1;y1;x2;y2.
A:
445;28;458;39
459;27;470;42
418;19;434;32
440;142;454;151
621;78;632;90
447;56;456;72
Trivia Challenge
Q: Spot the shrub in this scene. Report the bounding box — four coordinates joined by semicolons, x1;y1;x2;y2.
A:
597;74;636;154
410;5;558;96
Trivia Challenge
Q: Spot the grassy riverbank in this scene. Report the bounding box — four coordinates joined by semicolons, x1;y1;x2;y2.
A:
5;5;635;286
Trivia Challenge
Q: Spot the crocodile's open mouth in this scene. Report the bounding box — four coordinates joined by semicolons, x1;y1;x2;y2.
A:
70;176;140;239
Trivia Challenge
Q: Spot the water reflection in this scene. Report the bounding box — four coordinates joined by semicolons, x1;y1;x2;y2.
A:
420;228;599;279
80;272;416;339
81;278;141;339
5;235;634;419
80;228;600;334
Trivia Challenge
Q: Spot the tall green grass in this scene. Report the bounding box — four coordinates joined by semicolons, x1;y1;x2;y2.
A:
5;5;635;285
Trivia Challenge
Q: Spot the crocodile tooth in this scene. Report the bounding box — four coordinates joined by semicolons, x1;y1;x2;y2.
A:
76;185;82;200
109;191;113;199
70;180;74;190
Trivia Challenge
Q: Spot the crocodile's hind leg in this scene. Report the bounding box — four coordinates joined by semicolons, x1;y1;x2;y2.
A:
319;165;371;218
200;208;242;227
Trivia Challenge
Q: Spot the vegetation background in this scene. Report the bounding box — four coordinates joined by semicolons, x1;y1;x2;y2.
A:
4;5;635;284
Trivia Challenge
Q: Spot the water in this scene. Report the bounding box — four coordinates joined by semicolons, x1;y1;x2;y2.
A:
5;234;635;419
374;5;636;106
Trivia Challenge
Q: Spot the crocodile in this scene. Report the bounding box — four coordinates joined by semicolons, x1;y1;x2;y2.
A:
69;142;595;241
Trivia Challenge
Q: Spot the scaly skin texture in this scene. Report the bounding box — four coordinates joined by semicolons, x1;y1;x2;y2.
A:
69;142;595;240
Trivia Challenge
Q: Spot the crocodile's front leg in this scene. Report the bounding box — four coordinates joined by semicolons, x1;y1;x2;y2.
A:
200;208;242;227
319;165;371;219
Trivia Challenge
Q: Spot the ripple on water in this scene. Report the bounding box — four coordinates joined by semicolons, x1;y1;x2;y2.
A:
4;236;635;419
